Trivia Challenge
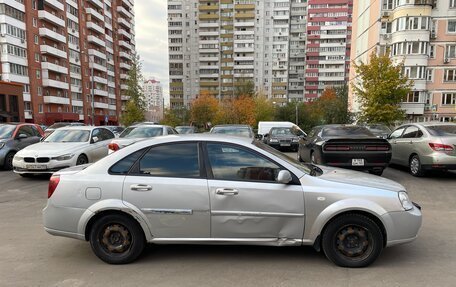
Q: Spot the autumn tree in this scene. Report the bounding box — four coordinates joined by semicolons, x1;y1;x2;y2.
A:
190;91;219;128
351;51;411;126
120;53;146;126
254;92;275;126
234;80;255;98
161;108;182;127
216;96;256;126
312;86;352;125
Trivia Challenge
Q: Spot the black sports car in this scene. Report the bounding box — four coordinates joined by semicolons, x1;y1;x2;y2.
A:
297;125;392;176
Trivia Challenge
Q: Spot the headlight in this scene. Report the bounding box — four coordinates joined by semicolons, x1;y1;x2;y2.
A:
269;139;279;143
52;154;75;161
398;191;414;211
292;138;299;142
14;155;23;161
0;142;4;149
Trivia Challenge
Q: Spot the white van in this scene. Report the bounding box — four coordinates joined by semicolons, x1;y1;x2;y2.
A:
257;121;306;139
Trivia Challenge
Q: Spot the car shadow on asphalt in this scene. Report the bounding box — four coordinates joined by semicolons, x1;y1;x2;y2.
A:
388;164;456;180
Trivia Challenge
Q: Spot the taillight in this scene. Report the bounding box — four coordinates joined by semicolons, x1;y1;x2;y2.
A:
365;145;390;151
48;175;60;198
108;143;120;152
324;145;350;151
429;143;454;152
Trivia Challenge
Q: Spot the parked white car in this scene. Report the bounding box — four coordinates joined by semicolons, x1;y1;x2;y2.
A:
108;124;177;153
13;126;114;176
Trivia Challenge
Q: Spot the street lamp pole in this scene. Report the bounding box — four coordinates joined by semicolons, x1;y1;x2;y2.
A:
295;103;298;126
90;56;95;126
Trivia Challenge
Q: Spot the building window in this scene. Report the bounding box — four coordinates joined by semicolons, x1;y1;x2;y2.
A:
444;69;456;82
34;35;38;44
448;20;456;33
37;86;42;96
451;0;456;8
404;91;421;103
429;45;435;58
426;69;434;82
447;45;456;58
34;53;39;62
32;18;37;27
442;93;456;105
36;70;40;79
38;104;43;113
32;0;36;9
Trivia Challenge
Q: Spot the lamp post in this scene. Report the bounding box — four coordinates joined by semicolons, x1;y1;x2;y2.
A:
90;56;94;126
295;102;298;126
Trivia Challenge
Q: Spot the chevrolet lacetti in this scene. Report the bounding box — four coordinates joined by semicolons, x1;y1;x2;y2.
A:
43;135;422;267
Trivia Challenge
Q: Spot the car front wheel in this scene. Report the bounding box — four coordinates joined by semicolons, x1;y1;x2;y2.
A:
90;214;146;264
4;152;15;170
322;213;383;268
76;154;88;165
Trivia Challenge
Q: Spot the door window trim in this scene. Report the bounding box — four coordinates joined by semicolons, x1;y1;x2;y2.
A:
202;141;301;185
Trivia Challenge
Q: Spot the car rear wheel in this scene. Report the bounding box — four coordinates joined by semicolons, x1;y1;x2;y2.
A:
90;214;146;264
76;154;88;165
3;152;15;170
322;214;383;268
409;155;425;177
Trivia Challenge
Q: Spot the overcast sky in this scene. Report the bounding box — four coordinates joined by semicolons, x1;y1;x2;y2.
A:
134;0;169;104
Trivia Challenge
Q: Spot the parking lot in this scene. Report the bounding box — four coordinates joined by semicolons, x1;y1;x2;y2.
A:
0;156;455;287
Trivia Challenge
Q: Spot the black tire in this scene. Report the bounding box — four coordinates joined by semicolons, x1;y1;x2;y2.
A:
90;214;146;264
368;169;384;176
3;152;15;170
76;154;88;165
322;213;383;268
409;154;425;177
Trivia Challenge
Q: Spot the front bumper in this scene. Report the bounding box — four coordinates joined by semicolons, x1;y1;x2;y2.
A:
382;203;422;247
268;142;299;150
13;157;75;174
0;149;7;166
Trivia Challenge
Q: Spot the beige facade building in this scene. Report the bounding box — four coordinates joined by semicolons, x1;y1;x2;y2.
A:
349;0;456;123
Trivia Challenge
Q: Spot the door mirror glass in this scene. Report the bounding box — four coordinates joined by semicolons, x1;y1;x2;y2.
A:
277;170;292;184
91;136;99;143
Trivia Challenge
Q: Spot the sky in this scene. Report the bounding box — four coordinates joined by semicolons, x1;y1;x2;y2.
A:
134;0;169;104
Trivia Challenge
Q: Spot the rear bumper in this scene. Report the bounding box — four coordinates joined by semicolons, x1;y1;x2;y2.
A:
321;151;391;170
43;202;86;240
421;152;456;170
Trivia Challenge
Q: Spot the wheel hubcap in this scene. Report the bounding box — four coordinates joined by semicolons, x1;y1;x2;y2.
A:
410;158;419;174
335;225;371;259
100;224;131;254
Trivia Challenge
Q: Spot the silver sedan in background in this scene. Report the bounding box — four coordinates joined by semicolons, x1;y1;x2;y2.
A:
43;135;421;268
388;122;456;176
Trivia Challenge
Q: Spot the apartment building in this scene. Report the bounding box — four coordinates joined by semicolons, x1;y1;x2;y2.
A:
143;78;164;122
349;0;456;122
305;0;352;100
0;0;135;125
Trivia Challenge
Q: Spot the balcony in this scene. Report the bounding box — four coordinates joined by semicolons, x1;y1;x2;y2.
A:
400;102;425;115
43;96;70;105
88;49;106;60
89;62;107;72
118;40;132;50
24;110;33;120
120;73;128;80
41;62;68;74
118;28;132;39
40;45;67;59
72;100;83;107
87;35;105;47
119;62;131;70
109;104;117;110
118;17;131;29
87;22;104;34
38;10;65;27
91;76;108;84
42;79;70;90
120;84;128;90
43;0;64;11
94;102;109;109
121;95;130;101
87;0;103;9
119;52;131;60
85;8;104;22
39;28;66;43
117;6;132;18
94;89;108;97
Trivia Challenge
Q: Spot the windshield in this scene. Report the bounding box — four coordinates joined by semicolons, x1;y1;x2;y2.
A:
322;126;374;138
120;126;163;138
253;140;318;176
426;125;456;137
270;128;294;136
47;123;69;130
44;129;90;143
0;125;15;140
211;127;251;137
176;127;195;134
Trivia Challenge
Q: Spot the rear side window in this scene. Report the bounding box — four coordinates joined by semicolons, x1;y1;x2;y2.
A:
110;149;146;175
137;143;200;178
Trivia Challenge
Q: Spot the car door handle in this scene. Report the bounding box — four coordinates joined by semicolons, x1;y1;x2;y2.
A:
130;184;152;191
215;188;239;195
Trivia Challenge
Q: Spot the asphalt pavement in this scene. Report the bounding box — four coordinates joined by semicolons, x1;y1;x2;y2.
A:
0;158;455;287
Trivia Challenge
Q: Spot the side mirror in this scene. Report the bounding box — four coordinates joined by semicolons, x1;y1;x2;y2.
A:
277;170;292;184
91;136;99;143
17;133;28;140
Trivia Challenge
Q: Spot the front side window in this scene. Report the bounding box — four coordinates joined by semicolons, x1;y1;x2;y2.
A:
138;143;200;178
402;126;422;138
17;125;34;137
207;143;281;182
389;128;405;139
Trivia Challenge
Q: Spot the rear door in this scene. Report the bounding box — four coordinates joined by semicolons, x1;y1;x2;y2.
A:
122;142;210;238
205;142;304;240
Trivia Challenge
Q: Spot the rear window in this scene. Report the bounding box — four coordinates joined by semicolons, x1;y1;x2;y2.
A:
120;126;163;138
211;127;251;137
426;125;456;137
322;126;374;138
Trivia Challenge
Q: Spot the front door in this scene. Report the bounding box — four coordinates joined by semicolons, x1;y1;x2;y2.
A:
389;127;406;164
122;142;210;238
205;142;304;240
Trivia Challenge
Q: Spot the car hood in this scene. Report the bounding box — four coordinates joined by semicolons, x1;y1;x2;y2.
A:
318;166;405;192
18;142;88;157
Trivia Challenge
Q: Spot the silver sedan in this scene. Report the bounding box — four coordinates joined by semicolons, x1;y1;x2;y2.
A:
388;122;456;176
43;135;422;267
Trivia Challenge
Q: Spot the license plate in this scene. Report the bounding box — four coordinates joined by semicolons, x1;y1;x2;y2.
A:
280;143;291;147
352;159;365;166
26;164;47;170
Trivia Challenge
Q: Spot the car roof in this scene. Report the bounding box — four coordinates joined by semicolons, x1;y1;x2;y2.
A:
129;124;167;128
54;126;104;131
133;134;253;146
212;124;251;128
411;122;456;127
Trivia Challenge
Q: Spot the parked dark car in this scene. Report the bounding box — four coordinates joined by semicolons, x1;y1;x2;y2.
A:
298;125;392;175
209;125;254;138
364;124;392;139
0;123;44;169
44;122;85;137
175;126;197;134
264;127;304;151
